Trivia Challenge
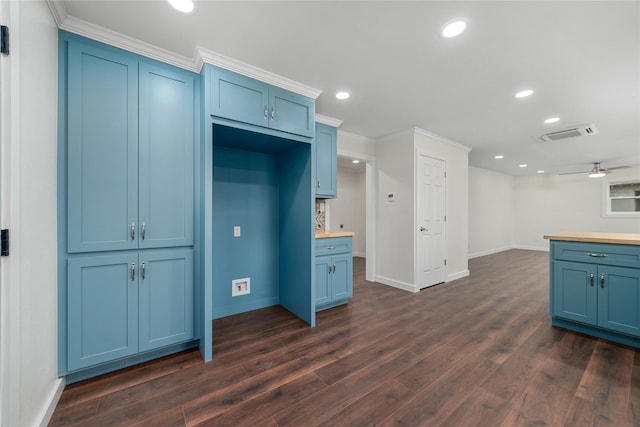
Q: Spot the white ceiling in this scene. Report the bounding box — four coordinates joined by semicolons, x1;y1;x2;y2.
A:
56;1;640;177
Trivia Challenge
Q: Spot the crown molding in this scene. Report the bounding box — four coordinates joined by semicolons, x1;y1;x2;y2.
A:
47;0;68;27
414;127;472;152
338;130;374;143
195;46;322;99
315;114;343;127
47;1;323;100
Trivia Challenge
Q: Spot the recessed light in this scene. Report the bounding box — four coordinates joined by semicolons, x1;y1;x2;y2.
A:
441;19;467;38
352;160;360;164
544;117;560;124
537;170;545;174
336;91;350;100
519;164;528;168
494;155;504;159
515;90;534;98
167;0;195;13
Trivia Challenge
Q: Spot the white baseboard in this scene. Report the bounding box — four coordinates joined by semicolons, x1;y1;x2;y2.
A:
513;244;549;252
468;246;514;259
38;377;65;427
469;245;549;260
447;269;470;281
375;275;418;293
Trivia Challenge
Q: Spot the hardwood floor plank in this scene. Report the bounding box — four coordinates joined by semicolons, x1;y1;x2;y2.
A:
50;250;640;427
271;349;422;426
564;340;634;426
317;379;412;427
193;373;326;427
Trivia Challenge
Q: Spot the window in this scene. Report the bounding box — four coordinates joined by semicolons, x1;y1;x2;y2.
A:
603;179;640;217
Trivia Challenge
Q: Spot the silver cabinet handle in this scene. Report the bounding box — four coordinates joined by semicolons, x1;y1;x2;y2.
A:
141;222;145;240
131;263;135;281
328;264;332;274
327;246;335;250
264;105;268;120
141;262;145;280
589;272;594;287
588;253;608;258
270;106;275;120
332;264;336;274
317;180;320;189
131;222;135;240
600;273;605;288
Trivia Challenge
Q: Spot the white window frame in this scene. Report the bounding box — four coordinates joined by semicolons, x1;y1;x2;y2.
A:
602;178;640;218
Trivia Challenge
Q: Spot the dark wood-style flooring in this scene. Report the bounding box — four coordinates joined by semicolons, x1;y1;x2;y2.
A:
50;250;640;426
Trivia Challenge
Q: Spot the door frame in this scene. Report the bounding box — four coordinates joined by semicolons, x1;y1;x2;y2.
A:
414;149;447;290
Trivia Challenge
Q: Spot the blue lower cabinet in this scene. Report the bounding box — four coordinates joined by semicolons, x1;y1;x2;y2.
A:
67;249;194;372
139;250;194;351
549;240;640;347
315;237;353;311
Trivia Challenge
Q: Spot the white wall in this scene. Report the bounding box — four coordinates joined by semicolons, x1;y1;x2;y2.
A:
513;167;640;250
414;129;470;282
375;130;415;287
327;166;366;257
468;167;515;258
1;1;61;426
337;130;376;159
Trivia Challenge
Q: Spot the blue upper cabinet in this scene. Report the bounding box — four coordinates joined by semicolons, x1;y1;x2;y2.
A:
315;123;337;198
67;42;139;253
139;63;195;248
207;65;314;138
66;38;195;253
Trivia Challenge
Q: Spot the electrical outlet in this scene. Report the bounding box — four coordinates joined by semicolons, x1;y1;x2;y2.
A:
232;278;250;296
234;226;241;237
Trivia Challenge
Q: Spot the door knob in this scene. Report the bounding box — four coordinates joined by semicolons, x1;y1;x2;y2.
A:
420;227;428;232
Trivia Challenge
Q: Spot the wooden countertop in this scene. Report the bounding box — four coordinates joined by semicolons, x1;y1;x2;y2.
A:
315;231;355;239
544;231;640;245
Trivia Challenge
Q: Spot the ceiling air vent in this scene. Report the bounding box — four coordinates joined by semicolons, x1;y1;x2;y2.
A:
536;123;598;143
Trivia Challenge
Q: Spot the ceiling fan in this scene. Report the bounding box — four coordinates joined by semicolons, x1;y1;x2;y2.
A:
558;162;631;178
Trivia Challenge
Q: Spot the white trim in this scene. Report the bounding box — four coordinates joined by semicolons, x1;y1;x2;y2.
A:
46;0;67;27
195;46;322;99
447;269;470;282
414;127;472;152
315;114;343;128
513;244;549;252
353;252;366;258
46;1;323;99
376;275;417;293
468;246;514;259
365;161;376;282
37;378;65;427
601;178;640;218
338;130;374;143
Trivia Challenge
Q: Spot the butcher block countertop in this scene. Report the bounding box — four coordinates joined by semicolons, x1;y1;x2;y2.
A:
544;231;640;245
315;231;355;239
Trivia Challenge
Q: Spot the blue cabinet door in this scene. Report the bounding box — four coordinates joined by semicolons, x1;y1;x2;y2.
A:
315;123;337;198
67;254;139;371
331;253;353;301
598;265;640;336
269;87;314;137
139;249;194;351
315;255;332;306
139;63;194;249
208;66;270;127
67;42;138;253
552;260;597;325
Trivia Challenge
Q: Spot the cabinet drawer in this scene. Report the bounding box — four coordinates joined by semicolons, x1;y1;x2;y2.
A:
315;237;352;256
552;241;640;268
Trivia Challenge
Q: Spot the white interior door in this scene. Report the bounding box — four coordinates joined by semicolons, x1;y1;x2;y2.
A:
417;153;446;289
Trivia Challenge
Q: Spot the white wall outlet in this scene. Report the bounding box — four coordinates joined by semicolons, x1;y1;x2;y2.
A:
233;226;241;237
232;278;250;296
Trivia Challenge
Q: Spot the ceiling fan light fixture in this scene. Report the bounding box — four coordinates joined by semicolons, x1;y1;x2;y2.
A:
588;171;606;178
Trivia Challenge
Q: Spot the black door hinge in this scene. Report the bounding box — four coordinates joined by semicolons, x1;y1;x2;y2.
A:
1;229;8;256
1;26;8;55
